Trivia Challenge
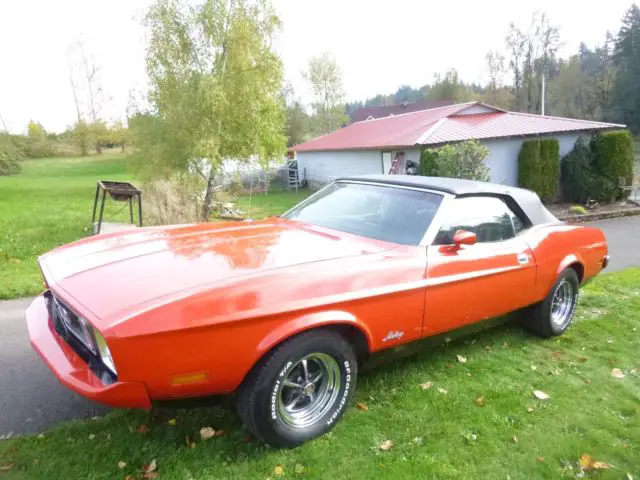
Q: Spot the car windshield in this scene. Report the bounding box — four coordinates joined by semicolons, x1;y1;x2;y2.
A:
282;182;443;245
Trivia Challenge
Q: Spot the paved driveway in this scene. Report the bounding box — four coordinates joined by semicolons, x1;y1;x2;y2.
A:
0;215;639;436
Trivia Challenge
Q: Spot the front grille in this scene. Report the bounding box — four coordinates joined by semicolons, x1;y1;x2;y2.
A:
44;291;117;385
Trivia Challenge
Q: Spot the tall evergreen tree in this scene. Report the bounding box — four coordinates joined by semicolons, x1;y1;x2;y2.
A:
612;4;640;132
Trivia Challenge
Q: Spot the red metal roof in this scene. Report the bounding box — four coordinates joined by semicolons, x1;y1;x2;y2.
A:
291;103;471;152
290;103;625;152
349;100;454;123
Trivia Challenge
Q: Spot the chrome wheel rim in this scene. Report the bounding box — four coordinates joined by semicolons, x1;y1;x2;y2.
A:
278;353;341;429
550;279;575;328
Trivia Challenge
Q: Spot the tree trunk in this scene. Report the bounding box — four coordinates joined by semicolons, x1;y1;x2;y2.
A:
96;142;102;154
201;171;217;221
121;144;125;153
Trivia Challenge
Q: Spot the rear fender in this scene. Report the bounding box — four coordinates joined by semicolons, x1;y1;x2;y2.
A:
556;254;585;282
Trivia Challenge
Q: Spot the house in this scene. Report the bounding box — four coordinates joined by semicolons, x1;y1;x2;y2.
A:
290;102;624;189
349;100;454;123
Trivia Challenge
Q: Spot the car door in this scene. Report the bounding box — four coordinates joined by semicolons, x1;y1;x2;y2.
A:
422;195;537;337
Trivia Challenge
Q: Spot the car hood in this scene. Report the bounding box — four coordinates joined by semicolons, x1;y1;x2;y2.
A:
40;219;388;327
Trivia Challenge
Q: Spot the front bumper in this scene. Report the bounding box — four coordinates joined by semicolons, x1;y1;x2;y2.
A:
26;294;151;409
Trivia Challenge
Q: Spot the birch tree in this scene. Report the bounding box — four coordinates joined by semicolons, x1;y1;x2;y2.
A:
136;0;286;220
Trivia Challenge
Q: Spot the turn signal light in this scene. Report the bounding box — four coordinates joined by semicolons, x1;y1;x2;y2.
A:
171;371;210;386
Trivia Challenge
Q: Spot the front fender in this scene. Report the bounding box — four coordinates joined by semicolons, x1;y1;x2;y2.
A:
256;310;375;358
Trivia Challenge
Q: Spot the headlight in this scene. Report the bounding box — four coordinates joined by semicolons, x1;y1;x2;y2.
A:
93;330;117;375
53;297;96;354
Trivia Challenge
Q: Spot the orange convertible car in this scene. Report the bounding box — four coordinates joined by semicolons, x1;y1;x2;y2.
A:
26;175;609;447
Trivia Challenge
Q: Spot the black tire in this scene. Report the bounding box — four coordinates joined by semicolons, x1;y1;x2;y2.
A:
523;268;580;338
236;329;357;448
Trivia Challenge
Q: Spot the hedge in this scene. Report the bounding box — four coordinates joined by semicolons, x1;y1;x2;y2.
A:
590;130;634;200
419;149;438;176
517;138;560;202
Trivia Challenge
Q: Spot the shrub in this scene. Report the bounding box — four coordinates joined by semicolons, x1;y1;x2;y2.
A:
590;130;634;200
518;138;560;202
0;134;24;176
419;149;438;176
423;140;490;181
561;139;593;203
568;205;587;215
518;140;542;194
540;139;560;200
142;177;201;225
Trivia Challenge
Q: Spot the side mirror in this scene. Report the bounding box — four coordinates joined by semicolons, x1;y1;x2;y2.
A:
452;230;477;248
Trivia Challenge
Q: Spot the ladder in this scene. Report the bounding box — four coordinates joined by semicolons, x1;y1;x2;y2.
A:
388;153;404;174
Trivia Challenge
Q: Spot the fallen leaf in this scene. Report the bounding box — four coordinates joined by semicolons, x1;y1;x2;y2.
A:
378;440;393;451
355;402;369;411
0;464;14;472
579;454;612;471
213;429;225;437
531;365;537;371
464;433;478;442
536;456;545;462
419;381;433;390
527;407;535;413
144;459;157;474
118;461;127;469
611;368;625;379
577;356;588;362
533;390;550;400
125;476;135;480
136;424;149;433
88;434;95;440
413;437;423;445
167;418;177;426
592;461;612;469
200;427;216;440
437;387;448;394
456;355;467;363
512;436;519;443
294;463;305;474
274;465;285;476
143;473;159;480
185;436;196;448
626;474;634;480
474;396;485;406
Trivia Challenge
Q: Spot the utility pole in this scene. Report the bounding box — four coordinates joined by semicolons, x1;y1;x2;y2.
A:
541;74;546;116
0;113;7;132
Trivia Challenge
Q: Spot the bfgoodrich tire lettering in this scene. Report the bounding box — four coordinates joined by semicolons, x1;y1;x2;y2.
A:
236;329;357;448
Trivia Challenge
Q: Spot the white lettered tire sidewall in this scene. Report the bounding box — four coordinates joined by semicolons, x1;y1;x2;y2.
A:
269;350;355;441
238;329;357;448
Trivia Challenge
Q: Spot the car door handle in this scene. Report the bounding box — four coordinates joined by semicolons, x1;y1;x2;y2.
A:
517;253;530;265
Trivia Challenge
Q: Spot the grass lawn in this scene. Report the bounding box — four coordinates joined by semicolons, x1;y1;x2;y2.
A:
0;156;312;300
0;154;134;300
1;269;639;479
235;188;312;219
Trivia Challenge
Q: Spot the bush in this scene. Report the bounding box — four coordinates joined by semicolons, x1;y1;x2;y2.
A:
590;130;634;200
0;134;24;175
568;205;587;215
540;139;560;200
421;140;490;181
561;139;593;203
419;149;438;176
142;177;201;226
518;138;560;202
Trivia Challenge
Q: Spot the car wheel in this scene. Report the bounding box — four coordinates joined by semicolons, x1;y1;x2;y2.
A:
523;268;580;338
236;329;357;448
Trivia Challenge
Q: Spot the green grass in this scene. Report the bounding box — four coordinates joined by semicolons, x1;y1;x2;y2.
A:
1;269;639;479
0;154;134;300
0;156;312;300
235;188;312;219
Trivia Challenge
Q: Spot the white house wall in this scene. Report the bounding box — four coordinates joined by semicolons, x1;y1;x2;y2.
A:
296;150;383;188
481;133;581;186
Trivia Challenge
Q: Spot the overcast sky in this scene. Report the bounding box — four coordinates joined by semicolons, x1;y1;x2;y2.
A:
0;0;633;133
